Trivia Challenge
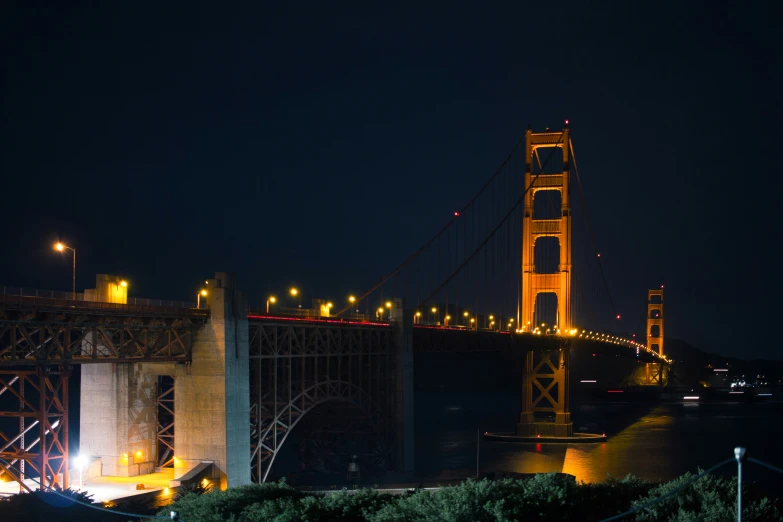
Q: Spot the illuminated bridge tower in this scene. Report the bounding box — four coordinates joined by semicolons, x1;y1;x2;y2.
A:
517;124;573;438
520;124;572;332
646;288;665;385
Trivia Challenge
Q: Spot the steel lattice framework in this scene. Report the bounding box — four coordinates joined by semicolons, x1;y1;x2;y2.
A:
0;368;69;491
0;297;207;365
249;319;398;483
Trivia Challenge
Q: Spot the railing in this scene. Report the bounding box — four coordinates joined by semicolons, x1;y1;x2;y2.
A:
0;286;196;309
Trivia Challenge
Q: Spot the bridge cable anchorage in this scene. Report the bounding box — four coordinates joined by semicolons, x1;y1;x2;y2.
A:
418;130;566;308
333;134;526;317
570;139;619;323
0;456;184;520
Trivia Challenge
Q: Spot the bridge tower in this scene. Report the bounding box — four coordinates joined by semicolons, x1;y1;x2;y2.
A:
517;125;573;438
646;288;665;385
521;124;572;332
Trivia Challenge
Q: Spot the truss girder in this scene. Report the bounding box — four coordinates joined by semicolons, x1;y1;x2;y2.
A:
0;307;205;365
248;320;397;483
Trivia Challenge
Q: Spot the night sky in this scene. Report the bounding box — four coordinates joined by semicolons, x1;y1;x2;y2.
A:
1;2;780;359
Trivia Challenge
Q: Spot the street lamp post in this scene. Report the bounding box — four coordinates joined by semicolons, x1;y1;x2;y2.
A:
415;311;422;324
431;307;438;325
444;314;451;326
266;296;277;313
463;311;469;327
53;242;76;298
290;287;301;314
349;295;357;315
197;289;207;308
75;455;87;490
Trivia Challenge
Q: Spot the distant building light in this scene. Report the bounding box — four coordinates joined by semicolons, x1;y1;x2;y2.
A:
580;380;597;383
683;396;700;400
713;369;728;372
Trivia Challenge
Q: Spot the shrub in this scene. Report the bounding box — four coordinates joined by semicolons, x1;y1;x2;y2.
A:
631;471;783;522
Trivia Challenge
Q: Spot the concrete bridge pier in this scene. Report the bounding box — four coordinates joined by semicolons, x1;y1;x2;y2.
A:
79;272;251;489
173;273;250;489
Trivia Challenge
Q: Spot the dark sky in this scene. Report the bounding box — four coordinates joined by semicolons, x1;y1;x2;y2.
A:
1;2;780;359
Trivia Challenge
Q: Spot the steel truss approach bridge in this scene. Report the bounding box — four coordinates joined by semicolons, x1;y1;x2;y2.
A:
0;123;668;491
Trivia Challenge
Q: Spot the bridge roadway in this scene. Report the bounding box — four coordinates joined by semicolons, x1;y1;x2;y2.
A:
0;291;661;366
0;288;665;492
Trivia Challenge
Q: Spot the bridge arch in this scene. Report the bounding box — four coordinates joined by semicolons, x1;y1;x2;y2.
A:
253;380;384;483
248;320;397;484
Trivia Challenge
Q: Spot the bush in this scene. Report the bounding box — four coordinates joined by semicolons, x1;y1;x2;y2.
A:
630;471;783;522
370;475;578;522
158;472;783;522
161;480;303;522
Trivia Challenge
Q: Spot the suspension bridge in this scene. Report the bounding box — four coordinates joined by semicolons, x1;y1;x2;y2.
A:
0;123;669;493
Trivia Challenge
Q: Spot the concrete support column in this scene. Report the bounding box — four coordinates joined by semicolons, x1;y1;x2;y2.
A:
79;363;158;476
174;273;250;489
394;304;414;472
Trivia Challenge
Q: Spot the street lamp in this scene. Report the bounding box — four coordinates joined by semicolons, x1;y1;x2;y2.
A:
75;454;87;490
488;315;494;330
290;287;302;309
463;311;469;327
444;314;451;326
470;317;475;330
197;289;207;308
377;307;384;320
431;306;438;325
415;311;422;324
266;296;276;313
120;280;128;288
53;242;76;297
349;295;357;314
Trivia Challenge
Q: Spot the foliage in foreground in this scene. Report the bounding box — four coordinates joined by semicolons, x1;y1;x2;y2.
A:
160;473;783;522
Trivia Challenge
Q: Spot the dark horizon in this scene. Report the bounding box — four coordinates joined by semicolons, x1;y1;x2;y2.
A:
1;2;781;360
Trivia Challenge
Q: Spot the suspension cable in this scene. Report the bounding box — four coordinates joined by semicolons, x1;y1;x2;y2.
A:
419;130;566;307
335;135;526;317
570;138;619;320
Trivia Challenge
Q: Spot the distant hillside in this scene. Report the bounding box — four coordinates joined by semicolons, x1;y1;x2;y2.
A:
665;338;783;385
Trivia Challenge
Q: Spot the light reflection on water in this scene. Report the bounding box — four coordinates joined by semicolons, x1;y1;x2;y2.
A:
416;392;783;493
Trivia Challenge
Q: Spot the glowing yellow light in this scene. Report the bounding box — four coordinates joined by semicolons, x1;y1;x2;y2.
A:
200;289;208;296
463;311;469;317
541;323;545;327
163;487;170;494
445;315;451;320
377;307;384;313
120;280;128;288
54;242;64;252
509;318;514;323
201;478;210;487
489;315;494;320
415;311;421;317
386;301;392;308
431;307;437;313
122;453;128;458
326;302;333;308
269;296;276;303
349;295;356;303
136;451;142;457
470;318;475;323
290;287;298;296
